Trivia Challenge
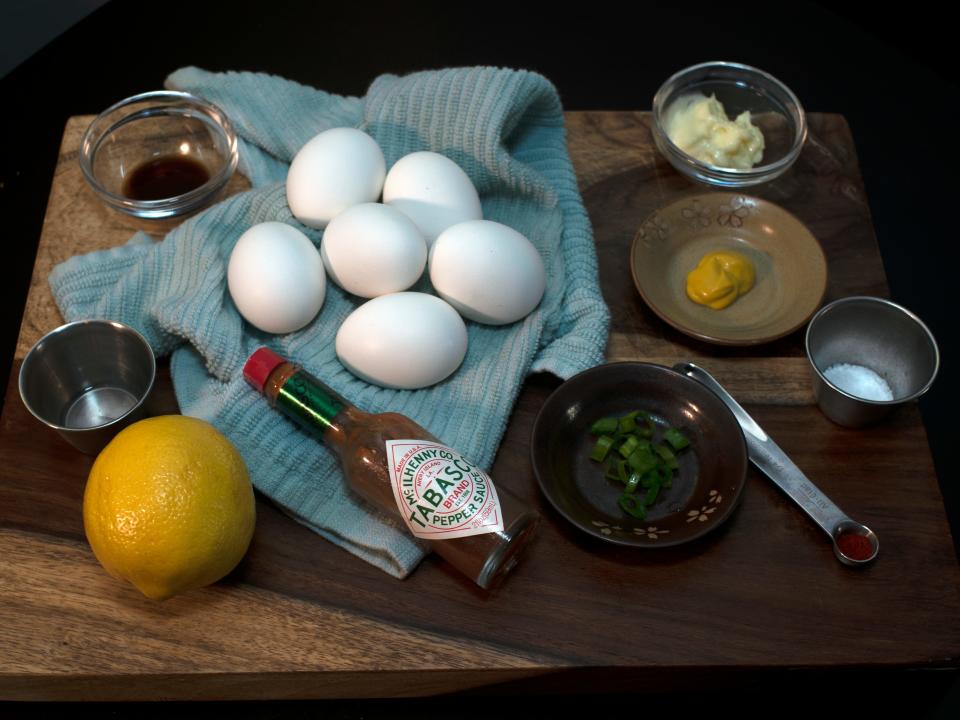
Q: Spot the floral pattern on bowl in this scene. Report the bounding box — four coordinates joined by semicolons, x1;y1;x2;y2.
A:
531;362;748;549
631;192;828;346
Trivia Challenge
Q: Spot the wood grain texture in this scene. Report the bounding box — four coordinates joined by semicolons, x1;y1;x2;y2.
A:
1;113;958;701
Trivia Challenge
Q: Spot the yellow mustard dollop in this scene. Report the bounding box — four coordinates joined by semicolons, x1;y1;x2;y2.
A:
686;251;756;310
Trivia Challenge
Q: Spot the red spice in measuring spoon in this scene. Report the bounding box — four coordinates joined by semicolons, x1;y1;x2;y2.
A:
836;530;874;561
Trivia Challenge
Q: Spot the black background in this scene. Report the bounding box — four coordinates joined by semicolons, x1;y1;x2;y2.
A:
1;0;957;716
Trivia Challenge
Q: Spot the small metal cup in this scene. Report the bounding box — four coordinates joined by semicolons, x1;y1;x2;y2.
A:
805;297;939;427
19;320;156;455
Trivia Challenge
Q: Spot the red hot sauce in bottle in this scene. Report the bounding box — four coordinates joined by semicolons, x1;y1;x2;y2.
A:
243;347;539;589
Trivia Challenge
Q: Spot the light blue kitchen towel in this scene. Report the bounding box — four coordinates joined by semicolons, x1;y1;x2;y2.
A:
49;66;610;578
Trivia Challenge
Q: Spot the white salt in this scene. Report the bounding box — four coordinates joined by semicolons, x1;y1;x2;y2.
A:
823;363;894;401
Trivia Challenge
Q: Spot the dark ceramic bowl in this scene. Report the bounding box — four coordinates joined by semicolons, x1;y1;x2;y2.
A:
531;362;748;547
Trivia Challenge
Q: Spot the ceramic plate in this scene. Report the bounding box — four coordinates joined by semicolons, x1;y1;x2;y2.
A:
530;362;748;548
630;193;828;345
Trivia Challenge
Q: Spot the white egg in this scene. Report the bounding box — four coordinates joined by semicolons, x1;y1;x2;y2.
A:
286;128;386;229
321;203;427;298
383;151;482;246
227;221;326;334
429;220;546;325
336;292;468;389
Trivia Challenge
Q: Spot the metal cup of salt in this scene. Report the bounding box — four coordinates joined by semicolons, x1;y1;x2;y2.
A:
805;296;939;428
19;320;156;455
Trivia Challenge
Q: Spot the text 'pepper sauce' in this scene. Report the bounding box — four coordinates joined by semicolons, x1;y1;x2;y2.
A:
243;347;539;589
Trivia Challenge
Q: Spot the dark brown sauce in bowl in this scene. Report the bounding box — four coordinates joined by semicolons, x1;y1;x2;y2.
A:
122;155;211;200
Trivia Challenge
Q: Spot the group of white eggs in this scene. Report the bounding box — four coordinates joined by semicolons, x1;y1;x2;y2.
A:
226;127;547;390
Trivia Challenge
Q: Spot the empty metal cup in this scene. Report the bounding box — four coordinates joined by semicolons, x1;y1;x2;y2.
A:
805;297;939;427
19;320;156;455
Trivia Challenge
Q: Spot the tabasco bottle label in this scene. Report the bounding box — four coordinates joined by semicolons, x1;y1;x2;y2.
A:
385;440;504;540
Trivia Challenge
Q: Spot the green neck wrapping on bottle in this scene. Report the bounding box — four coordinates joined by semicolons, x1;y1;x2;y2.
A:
275;370;347;438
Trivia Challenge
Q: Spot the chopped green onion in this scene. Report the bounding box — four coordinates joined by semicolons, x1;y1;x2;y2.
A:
590;417;619;435
618;435;640;458
604;460;622;481
654;444;675;462
587;409;693;521
627;447;658;475
644;484;661;506
640;469;660;489
632;413;655;438
590;435;615;462
664;428;690;450
618;493;647;519
618;411;640;434
654;445;680;470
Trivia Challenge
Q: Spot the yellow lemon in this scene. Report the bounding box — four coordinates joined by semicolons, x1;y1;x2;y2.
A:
84;415;255;600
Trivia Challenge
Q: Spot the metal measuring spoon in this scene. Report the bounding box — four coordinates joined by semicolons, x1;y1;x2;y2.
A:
674;362;879;566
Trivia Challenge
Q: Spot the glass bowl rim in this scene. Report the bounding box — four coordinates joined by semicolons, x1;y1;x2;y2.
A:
79;89;239;212
652;60;808;178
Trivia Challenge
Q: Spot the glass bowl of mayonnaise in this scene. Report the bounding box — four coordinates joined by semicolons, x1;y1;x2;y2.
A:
652;61;806;188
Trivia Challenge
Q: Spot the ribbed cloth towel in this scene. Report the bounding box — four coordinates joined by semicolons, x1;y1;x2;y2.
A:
50;66;610;578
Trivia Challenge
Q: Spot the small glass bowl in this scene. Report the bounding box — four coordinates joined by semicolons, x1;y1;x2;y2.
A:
652;61;807;188
80;90;239;220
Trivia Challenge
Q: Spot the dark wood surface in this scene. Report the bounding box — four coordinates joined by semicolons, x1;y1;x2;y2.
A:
0;111;957;701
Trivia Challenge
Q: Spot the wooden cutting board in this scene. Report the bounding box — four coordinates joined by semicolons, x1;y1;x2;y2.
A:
1;113;957;700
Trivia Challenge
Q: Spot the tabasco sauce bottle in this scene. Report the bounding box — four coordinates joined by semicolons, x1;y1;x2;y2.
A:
243;347;539;589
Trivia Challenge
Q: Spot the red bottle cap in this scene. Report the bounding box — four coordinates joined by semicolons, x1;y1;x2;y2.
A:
243;347;286;393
